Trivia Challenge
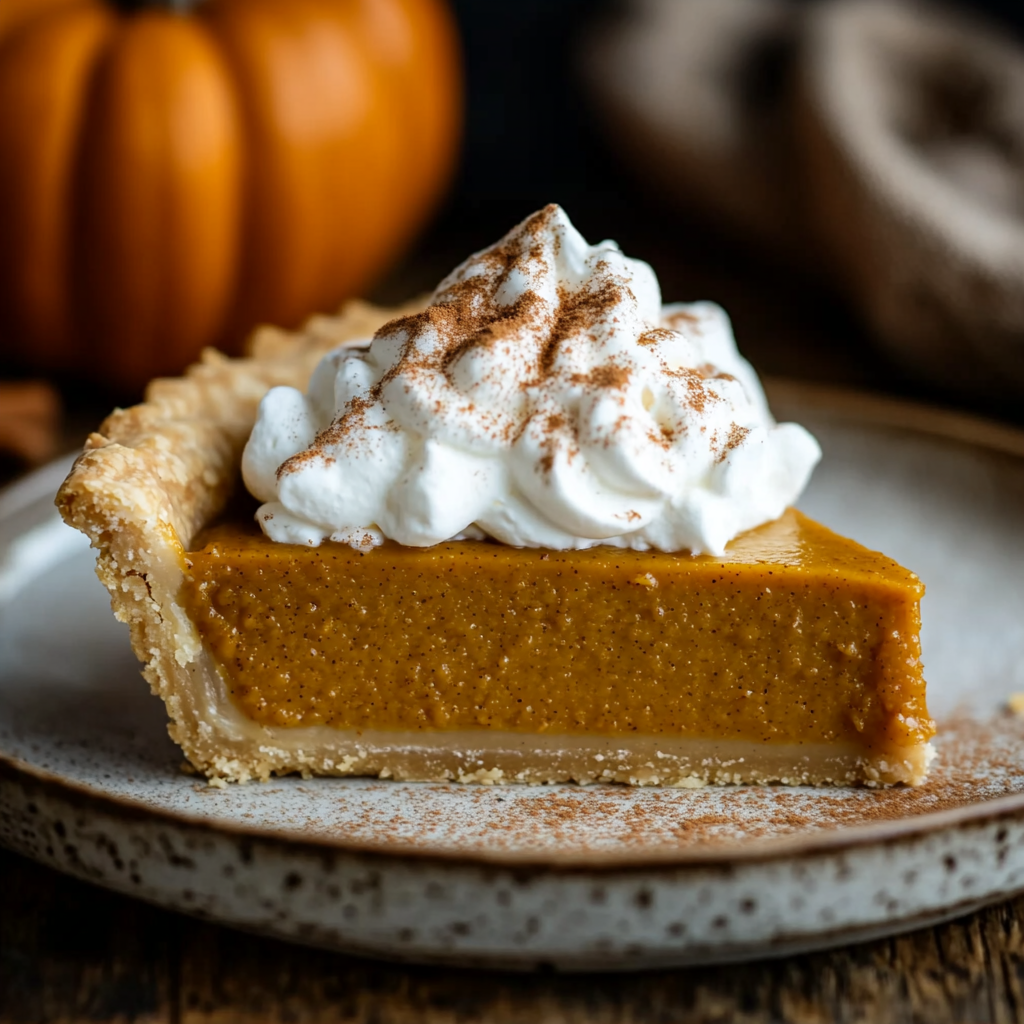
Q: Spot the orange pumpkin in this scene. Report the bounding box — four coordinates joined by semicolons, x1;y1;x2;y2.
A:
0;0;461;391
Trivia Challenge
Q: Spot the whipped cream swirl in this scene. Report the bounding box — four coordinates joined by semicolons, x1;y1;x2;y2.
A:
242;205;820;554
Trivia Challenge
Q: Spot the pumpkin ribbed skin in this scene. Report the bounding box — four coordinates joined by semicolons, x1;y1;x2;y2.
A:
0;0;460;391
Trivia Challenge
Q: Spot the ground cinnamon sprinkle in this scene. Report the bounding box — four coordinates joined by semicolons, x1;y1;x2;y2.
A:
278;715;1024;859
570;364;632;390
672;369;713;414
664;308;703;333
712;423;751;463
637;328;675;347
545;281;623;360
537;412;568;473
698;363;736;383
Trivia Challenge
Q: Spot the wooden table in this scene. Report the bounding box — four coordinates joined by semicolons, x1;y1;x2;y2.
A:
4;843;1024;1023
3;213;1024;1024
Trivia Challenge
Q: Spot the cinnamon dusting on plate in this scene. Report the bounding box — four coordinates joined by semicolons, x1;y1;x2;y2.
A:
272;716;1024;860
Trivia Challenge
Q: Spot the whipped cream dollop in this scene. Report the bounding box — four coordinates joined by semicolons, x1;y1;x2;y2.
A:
242;205;820;554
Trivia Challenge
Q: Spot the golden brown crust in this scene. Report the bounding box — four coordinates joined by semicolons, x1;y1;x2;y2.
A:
55;302;406;781
60;303;397;550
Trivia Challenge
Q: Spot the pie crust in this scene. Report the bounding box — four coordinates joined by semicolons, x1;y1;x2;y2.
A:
56;303;405;783
56;302;934;786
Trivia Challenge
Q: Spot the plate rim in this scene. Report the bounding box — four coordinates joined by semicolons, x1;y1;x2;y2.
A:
2;381;1024;872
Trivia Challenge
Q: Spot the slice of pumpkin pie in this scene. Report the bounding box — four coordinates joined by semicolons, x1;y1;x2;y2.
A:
57;206;934;786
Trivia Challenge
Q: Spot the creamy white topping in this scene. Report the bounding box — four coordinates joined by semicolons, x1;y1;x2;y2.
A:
242;205;820;554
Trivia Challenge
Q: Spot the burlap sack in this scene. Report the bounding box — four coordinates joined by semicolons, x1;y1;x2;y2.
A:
585;0;804;256
586;0;1024;397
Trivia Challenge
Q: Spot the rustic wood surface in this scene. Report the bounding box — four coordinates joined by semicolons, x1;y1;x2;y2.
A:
4;844;1024;1024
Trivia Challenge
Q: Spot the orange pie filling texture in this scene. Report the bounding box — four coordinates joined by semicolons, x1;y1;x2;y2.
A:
179;509;933;753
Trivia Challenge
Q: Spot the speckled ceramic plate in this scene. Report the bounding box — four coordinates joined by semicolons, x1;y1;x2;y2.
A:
2;383;1024;970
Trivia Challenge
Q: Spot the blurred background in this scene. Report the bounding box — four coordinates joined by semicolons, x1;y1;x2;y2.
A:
2;0;1024;477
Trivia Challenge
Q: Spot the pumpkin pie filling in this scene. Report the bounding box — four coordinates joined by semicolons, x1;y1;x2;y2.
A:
179;508;933;783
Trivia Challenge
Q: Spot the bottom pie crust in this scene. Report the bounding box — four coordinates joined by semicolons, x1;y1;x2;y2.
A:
183;646;935;787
